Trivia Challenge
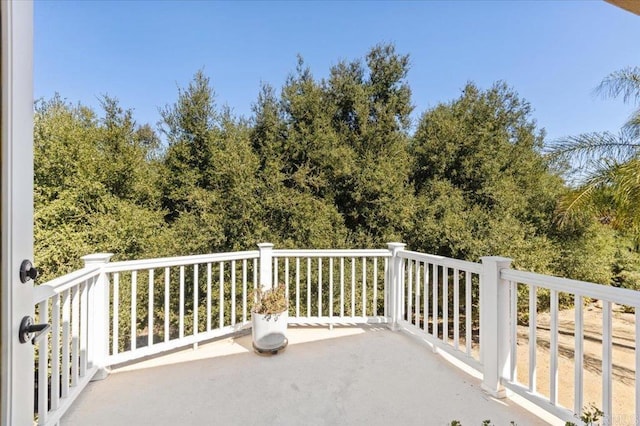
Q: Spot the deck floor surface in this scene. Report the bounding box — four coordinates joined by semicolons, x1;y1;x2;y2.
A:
62;326;552;426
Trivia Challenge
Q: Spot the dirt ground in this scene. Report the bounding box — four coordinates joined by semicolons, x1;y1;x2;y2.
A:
516;302;637;425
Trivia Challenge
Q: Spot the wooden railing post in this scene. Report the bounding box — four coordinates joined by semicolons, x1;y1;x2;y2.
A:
81;253;113;381
480;256;513;398
387;243;406;331
257;243;274;292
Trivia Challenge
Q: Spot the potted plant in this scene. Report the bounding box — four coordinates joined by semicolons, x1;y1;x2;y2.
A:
251;284;289;354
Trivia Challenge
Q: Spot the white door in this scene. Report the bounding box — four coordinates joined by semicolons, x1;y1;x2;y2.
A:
1;1;35;425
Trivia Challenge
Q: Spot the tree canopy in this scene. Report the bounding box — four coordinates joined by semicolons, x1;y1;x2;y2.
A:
34;45;638;291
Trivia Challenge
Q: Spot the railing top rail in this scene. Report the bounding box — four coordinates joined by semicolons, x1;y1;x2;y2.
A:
502;268;640;307
34;265;102;304
273;249;391;258
104;250;260;273
399;250;483;274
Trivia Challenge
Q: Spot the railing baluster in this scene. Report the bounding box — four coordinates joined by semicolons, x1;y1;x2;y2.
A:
414;261;420;327
71;285;79;387
164;268;169;342
425;262;430;333
38;299;49;423
465;271;471;355
61;289;70;398
284;258;289;313
87;276;94;368
307;258;311;316
112;273;119;354
207;263;212;331
80;280;88;377
194;264;199;334
242;259;248;323
602;300;613;423
407;259;413;324
179;266;185;338
528;285;537;393
329;258;334;320
296;257;300;317
373;257;378;316
384;258;388;319
454;268;460;350
574;294;584;417
274;257;278;288
51;293;60;410
231;261;236;326
318;258;323;317
340;257;345;317
509;280;517;382
432;264;438;340
148;269;154;347
479;271;483;365
550;289;558;405
443;266;448;344
400;257;406;321
351;257;356;316
253;258;258;290
362;257;367;317
131;271;137;351
219;262;224;328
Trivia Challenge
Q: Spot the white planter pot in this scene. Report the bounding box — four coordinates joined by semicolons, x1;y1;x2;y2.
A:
252;310;288;352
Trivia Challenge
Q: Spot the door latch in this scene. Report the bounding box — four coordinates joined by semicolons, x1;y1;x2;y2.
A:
19;316;50;344
19;259;39;283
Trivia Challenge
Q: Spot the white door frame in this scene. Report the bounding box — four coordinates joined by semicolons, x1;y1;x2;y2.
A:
1;1;35;425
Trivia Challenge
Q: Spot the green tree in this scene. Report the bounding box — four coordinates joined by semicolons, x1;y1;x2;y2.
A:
409;82;571;274
251;74;349;248
159;71;267;253
34;95;167;281
325;44;415;245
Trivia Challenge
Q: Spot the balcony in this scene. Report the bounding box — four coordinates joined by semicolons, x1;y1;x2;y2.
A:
31;244;640;425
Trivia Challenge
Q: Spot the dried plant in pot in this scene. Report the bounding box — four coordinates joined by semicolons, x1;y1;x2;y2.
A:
250;284;289;354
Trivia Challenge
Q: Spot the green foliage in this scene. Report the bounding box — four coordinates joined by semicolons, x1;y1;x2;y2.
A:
34;45;639;306
325;44;415;245
566;403;604;426
159;71;267;254
612;239;640;291
409;83;565;273
34;95;168;281
551;222;617;285
549;67;640;252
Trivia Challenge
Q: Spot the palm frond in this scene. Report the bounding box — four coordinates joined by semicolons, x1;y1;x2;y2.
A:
556;184;598;226
546;129;640;167
595;66;640;104
555;66;640;235
623;112;640;140
609;158;640;231
557;157;640;230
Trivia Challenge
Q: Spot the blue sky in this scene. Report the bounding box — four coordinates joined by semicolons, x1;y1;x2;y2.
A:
35;1;639;142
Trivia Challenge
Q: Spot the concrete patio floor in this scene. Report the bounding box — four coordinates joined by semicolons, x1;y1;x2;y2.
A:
61;326;557;425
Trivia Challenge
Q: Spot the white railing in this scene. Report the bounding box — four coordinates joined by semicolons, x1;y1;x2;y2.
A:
501;268;640;425
30;243;640;426
32;254;109;426
271;246;391;325
104;250;260;365
393;246;484;372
